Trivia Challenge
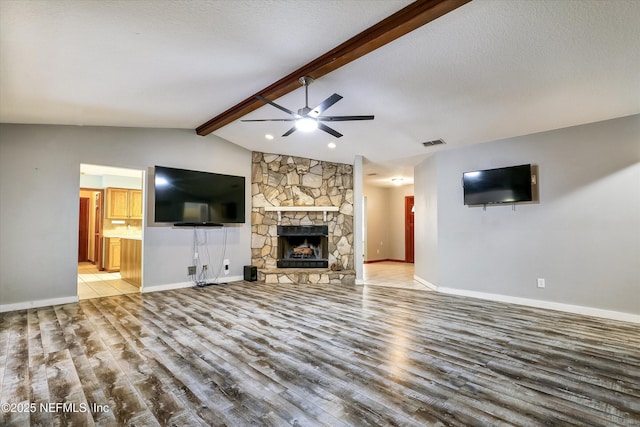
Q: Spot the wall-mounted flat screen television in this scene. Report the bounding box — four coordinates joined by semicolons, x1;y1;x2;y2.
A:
154;166;245;225
463;164;533;205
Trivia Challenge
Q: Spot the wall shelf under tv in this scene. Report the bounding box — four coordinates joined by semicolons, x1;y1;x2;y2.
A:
264;206;339;222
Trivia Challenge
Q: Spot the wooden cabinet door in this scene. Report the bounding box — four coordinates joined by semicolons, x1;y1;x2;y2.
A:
128;190;143;219
105;237;121;271
106;188;129;219
111;240;121;269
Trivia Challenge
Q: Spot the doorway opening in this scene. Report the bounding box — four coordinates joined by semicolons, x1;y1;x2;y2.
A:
78;164;144;300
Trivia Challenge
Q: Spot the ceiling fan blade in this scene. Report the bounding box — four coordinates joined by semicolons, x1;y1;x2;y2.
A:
318;115;374;121
318;122;343;138
256;95;298;117
309;93;343;117
240;118;296;122
282;126;297;137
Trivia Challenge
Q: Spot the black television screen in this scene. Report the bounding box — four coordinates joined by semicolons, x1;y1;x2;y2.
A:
463;164;533;205
154;166;245;224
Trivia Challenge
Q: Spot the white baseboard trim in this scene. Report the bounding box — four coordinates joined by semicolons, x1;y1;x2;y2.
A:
142;281;192;293
439;285;639;324
0;276;247;312
413;275;438;291
0;296;79;313
355;279;365;285
413;275;639;323
142;275;244;294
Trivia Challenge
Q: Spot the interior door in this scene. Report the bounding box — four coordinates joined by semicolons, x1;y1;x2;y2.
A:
404;196;414;263
94;190;104;269
78;197;90;262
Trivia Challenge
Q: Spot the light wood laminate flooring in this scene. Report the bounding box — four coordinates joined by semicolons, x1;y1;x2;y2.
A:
2;271;639;426
363;261;428;290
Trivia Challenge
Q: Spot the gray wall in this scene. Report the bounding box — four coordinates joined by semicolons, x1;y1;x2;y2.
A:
0;124;252;306
414;155;439;285
363;183;390;260
414;115;640;315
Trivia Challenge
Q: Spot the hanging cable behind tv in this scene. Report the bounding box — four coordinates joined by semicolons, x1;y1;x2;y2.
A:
188;227;228;288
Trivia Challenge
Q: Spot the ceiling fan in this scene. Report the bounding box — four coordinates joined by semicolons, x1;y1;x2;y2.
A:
241;77;374;138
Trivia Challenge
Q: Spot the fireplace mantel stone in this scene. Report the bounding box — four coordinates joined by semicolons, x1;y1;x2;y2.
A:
265;206;339;222
251;152;354;284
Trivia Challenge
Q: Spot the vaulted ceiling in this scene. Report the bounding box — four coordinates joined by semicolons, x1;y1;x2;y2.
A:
2;0;639;187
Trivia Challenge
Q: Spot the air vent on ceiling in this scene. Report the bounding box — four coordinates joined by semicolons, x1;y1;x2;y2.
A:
422;139;445;147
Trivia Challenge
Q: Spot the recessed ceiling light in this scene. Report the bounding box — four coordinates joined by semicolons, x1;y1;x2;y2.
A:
328;142;336;149
265;134;274;140
392;178;404;186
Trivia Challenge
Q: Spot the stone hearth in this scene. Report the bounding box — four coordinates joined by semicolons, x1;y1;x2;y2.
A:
251;152;355;285
258;268;356;285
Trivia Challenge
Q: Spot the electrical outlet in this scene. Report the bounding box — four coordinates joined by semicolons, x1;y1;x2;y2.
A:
188;266;196;275
202;265;208;271
223;259;230;275
537;278;545;288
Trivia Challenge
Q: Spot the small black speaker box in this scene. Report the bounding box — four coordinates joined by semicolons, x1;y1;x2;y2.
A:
243;265;257;282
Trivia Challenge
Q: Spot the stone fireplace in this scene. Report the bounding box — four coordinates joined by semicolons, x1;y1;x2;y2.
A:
251;152;355;285
277;225;328;268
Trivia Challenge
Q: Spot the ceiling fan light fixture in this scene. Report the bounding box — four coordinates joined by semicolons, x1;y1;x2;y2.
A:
242;77;373;138
296;117;318;132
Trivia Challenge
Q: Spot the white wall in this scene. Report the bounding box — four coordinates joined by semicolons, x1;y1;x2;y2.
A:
0;124;252;308
414;115;640;315
90;174;142;189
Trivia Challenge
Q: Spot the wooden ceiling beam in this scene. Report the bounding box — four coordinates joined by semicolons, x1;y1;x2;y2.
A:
196;0;471;136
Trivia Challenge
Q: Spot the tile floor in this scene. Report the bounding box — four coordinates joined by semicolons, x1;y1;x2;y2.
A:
77;262;140;300
362;261;431;290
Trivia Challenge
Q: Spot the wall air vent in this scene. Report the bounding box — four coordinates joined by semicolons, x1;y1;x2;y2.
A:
422;139;445;147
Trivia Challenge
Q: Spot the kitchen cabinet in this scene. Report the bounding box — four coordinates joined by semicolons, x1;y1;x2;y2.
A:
128;190;143;219
120;238;142;287
104;237;121;272
106;188;142;219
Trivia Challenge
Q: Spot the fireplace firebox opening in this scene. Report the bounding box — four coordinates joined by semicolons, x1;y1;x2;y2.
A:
277;225;328;268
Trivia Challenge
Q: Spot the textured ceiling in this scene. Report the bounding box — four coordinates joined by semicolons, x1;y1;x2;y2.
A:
2;0;639;187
